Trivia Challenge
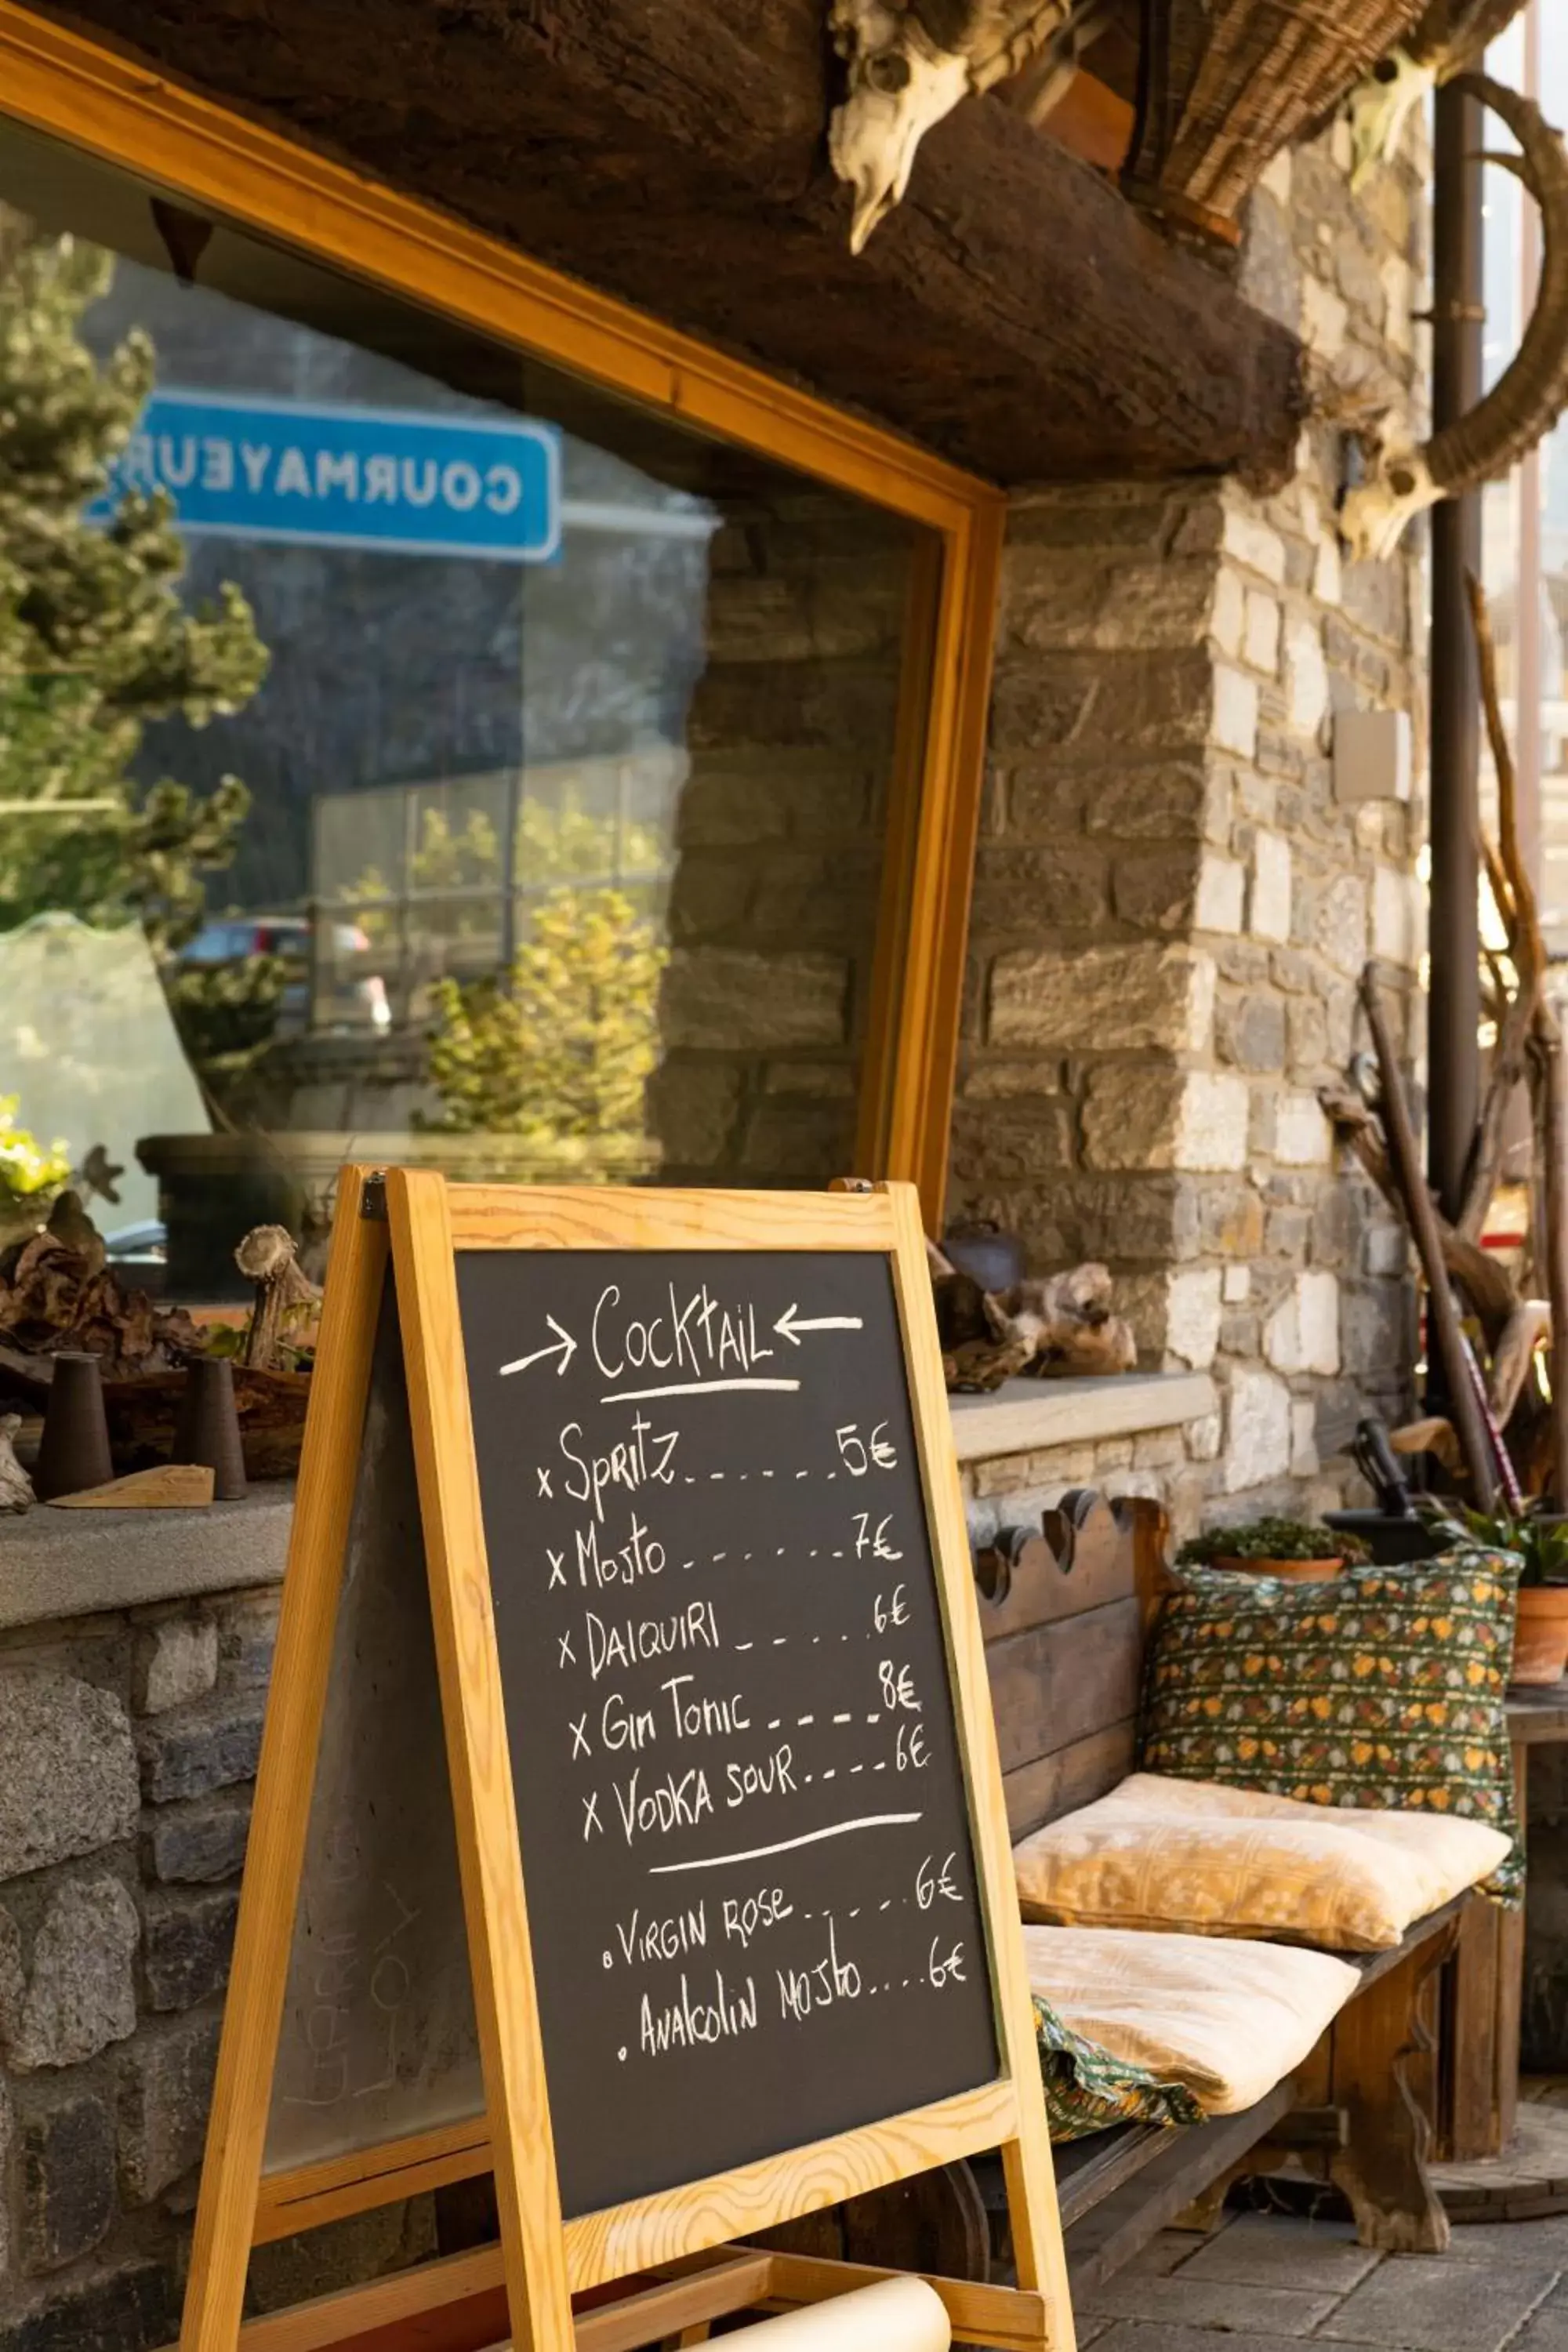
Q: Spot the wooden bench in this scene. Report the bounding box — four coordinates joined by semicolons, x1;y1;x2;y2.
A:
974;1489;1473;2287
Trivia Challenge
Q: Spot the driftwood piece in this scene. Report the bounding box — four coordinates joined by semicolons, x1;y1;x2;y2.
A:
48;1463;215;1509
235;1224;321;1371
0;1196;203;1381
1361;969;1500;1509
0;1413;34;1512
1319;1086;1518;1346
1489;1299;1552;1426
1390;1418;1464;1473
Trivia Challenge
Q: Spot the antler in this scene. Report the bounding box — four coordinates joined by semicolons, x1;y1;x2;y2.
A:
1343;75;1568;559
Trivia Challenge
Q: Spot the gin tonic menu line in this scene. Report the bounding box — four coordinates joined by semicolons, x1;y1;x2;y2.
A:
458;1248;1000;2220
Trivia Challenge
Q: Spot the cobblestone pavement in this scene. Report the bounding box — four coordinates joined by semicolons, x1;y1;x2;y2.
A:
1076;2212;1568;2352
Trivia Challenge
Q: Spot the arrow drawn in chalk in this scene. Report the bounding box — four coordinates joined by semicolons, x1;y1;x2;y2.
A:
499;1316;577;1377
774;1305;865;1346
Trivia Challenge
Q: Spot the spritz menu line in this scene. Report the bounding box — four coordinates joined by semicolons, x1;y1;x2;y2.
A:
457;1248;1000;2220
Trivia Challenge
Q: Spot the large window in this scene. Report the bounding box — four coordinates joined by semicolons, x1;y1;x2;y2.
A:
0;95;995;1298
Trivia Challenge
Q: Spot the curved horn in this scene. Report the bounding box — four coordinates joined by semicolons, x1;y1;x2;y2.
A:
1342;74;1568;561
1426;75;1568;494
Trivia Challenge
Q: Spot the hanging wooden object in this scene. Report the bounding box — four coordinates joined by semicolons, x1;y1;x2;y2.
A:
1122;0;1428;241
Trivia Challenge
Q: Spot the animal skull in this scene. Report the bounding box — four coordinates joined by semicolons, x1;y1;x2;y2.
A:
829;2;971;253
1340;422;1440;563
1347;46;1436;186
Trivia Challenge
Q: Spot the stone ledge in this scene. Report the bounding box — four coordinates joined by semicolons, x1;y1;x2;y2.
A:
0;1492;292;1635
947;1371;1218;1465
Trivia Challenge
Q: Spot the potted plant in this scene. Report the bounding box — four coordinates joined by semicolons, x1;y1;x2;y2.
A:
1445;1504;1568;1686
0;1097;71;1248
1175;1516;1371;1584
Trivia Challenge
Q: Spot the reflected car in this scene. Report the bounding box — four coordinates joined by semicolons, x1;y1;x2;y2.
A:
180;916;392;1036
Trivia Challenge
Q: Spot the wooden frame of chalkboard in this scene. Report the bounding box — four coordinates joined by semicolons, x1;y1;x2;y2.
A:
176;1167;1072;2352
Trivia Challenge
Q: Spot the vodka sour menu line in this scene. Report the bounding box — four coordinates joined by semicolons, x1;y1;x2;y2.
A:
457;1248;1000;2218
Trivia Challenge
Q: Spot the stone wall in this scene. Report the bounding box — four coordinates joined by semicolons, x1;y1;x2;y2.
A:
0;1586;430;2348
946;122;1428;1541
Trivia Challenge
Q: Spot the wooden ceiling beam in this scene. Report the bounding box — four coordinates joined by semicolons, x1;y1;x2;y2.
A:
27;0;1302;487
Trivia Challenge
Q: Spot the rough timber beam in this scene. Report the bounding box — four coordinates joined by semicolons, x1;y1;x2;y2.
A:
31;0;1304;487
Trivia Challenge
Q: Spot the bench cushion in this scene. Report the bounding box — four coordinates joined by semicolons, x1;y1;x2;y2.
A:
1013;1772;1511;1947
1025;1923;1359;2114
1138;1553;1523;1900
1033;1988;1205;2142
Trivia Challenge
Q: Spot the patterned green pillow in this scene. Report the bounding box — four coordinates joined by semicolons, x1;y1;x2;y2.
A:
1033;1994;1203;2141
1139;1550;1523;1902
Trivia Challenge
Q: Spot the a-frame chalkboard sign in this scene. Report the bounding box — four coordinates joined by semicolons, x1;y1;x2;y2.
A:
177;1168;1073;2352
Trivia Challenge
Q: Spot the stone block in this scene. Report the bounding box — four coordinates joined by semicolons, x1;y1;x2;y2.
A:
1274;1091;1333;1167
1217;993;1287;1073
1195;854;1245;935
118;2010;221;2205
1287;993;1329;1074
1080;761;1221;847
1263;1272;1341;1377
142;1791;252;1886
1120;1267;1223;1372
1318;2253;1559;2350
0;2260;175;2352
1373;863;1414;964
1291;1400;1320;1478
1364;1221;1410;1279
1083;1068;1247;1174
1210;567;1245;658
212;1592;279;1693
659;948;845;1051
1112;853;1197;933
644;1060;742;1167
132;1617;218;1718
5;1876;139;2074
1316;874;1369;975
1243;591;1282;676
1221;504;1287;586
1179;2211;1378;2290
960;1059;1061;1102
1132;1429;1185;1471
1186;1414;1222;1462
1225;1367;1293;1491
948;1100;1073;1186
1213;665;1260;760
17;2092;116;2273
1286;616;1330;739
1077;2270;1339;2335
990;945;1216;1054
1301;271;1349;360
141;1888;239;2013
1223;1265;1251;1303
0;1673;139;1884
1250;832;1294;943
134;1694;266;1806
1341;1283;1410;1381
739;1097;854;1181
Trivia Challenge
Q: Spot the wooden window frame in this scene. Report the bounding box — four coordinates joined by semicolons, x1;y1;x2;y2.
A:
0;0;1004;1230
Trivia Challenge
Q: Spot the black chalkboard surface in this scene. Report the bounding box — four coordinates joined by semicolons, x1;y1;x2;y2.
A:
457;1247;1000;2219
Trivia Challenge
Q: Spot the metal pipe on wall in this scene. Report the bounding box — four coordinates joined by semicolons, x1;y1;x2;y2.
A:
1428;78;1486;1224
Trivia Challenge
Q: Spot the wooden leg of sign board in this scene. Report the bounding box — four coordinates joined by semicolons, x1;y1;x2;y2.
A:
178;1169;389;2352
387;1167;575;2352
880;1182;1073;2352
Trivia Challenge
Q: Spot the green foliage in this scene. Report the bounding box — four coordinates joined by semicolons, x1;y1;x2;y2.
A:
0;223;267;950
0;1093;69;1212
420;884;665;1147
1434;1501;1568;1587
347;793;666;947
1177;1515;1371;1567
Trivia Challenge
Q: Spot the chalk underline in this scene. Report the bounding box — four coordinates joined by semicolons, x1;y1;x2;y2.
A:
647;1813;922;1875
601;1377;801;1403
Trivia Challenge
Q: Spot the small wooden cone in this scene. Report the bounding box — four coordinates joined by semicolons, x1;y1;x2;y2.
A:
34;1352;114;1501
172;1357;248;1501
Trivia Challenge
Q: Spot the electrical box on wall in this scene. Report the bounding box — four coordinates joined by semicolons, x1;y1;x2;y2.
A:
1333;706;1412;804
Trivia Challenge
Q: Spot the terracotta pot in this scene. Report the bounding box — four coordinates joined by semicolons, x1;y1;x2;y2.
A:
1512;1584;1568;1686
1211;1555;1343;1584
